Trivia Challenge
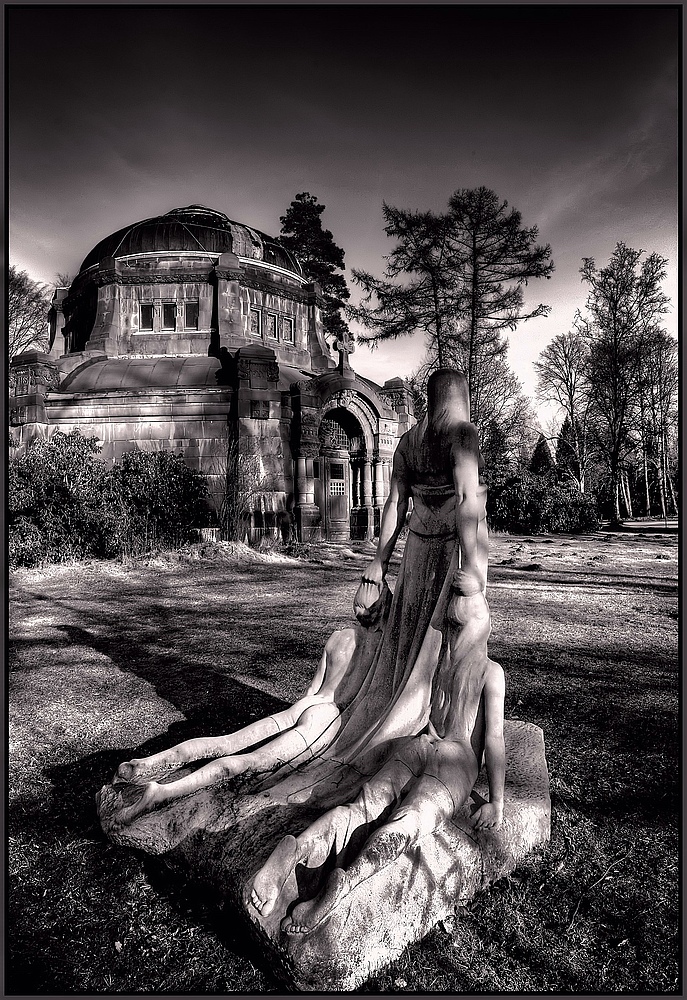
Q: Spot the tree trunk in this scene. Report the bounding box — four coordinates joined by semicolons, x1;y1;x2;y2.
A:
612;474;622;526
642;441;651;516
656;434;667;519
662;431;676;517
621;468;633;518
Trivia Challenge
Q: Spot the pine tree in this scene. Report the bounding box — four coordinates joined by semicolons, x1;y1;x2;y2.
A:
529;434;556;476
278;193;351;342
351;188;553;420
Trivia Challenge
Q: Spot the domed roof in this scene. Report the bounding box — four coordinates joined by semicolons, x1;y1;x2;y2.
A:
78;205;304;276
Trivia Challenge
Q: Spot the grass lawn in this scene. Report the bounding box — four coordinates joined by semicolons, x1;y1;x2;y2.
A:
8;530;679;994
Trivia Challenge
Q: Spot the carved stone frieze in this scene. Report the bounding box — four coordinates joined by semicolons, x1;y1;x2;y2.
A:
379;389;408;412
11;362;60;396
237;359;280;384
214;269;243;281
291;377;320;394
9;404;28;426
240;274;308;304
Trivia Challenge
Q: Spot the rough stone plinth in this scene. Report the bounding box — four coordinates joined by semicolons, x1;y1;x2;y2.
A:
99;719;550;992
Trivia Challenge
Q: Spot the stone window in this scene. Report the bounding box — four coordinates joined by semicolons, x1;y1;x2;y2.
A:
162;303;176;330
265;313;278;339
249;308;261;337
140;303;154;330
282;317;294;343
185;301;199;330
250;400;270;419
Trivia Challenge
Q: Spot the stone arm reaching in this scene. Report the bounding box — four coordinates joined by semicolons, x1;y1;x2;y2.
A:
472;663;506;830
451;424;486;598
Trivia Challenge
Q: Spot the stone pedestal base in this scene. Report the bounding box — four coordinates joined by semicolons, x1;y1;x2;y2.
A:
101;720;549;992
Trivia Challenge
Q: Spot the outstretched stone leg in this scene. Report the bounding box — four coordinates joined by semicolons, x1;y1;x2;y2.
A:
114;698;333;784
250;743;427;918
283;738;478;935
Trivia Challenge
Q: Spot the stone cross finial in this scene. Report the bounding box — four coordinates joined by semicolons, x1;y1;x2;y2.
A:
333;330;355;373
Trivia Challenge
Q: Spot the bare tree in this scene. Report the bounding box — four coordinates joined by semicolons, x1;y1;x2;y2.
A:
534;318;592;491
9;265;50;360
580;243;670;524
206;436;282;543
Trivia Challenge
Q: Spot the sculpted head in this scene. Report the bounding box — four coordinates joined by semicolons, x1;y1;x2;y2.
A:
355;581;392;629
427;369;470;433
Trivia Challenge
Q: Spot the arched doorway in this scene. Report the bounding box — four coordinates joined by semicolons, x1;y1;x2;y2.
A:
319;408;366;541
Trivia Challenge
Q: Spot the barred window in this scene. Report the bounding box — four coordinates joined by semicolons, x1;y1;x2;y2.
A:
265;313;278;339
249;309;261;336
282;317;294;342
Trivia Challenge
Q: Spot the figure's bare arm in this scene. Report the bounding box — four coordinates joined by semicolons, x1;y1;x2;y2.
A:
472;662;505;829
451;425;485;596
354;446;410;611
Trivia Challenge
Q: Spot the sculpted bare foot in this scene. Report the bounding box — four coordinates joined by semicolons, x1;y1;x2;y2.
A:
281;868;350;935
112;781;163;826
114;757;185;785
249;835;300;916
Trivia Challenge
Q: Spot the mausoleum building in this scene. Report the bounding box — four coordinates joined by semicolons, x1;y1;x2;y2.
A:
9;205;414;540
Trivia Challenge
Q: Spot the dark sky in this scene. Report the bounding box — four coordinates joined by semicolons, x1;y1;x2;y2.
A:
9;4;679;408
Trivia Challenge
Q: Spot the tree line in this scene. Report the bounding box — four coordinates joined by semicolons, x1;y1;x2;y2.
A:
9;189;677;537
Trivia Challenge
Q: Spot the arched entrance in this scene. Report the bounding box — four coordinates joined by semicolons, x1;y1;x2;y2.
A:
319;408;366;541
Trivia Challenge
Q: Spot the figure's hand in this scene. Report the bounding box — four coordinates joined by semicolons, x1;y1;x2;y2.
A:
353;558;384;616
471;800;503;830
452;568;484;597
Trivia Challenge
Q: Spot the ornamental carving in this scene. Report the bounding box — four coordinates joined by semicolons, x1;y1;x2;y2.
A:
292;377;319;394
36;365;60;390
10;363;60;395
300;412;321;440
240;274;308;304
12;368;34;396
9;404;28;426
379;389;407;412
323;391;378;434
95;271;212;287
237;359;280;384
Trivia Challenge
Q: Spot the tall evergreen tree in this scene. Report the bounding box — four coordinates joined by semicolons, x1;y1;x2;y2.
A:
278;192;351;342
351;188;553;420
446;187;554;409
529;433;556;476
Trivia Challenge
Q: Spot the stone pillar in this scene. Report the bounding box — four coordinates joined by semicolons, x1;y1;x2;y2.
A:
296;457;308;506
305;459;316;506
358;460;374;540
374;460;386;508
352;460;361;507
362;461;373;507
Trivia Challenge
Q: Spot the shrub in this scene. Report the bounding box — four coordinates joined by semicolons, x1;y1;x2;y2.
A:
8;432;210;568
487;472;600;534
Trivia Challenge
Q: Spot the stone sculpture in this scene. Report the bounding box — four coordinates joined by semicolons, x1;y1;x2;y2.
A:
97;369;550;992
